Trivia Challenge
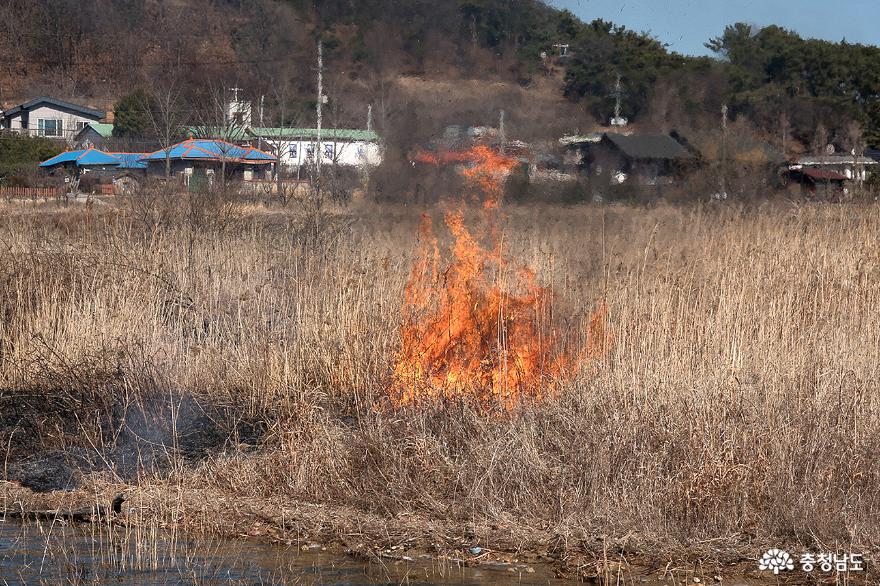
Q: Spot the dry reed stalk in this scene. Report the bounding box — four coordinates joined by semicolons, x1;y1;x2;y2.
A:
1;199;879;575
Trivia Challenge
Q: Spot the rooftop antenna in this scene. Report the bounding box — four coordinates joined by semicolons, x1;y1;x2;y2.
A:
609;73;628;127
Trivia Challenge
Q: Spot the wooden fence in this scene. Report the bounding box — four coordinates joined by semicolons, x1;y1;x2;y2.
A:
0;186;65;200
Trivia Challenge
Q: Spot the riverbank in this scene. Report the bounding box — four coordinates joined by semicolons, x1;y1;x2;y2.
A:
2;199;879;584
0;479;796;584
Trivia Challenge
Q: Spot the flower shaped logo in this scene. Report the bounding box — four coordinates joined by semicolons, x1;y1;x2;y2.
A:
759;548;794;574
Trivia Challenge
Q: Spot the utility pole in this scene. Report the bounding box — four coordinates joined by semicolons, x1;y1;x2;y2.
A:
316;39;323;177
258;94;264;150
613;74;622;122
609;73;627;127
499;109;506;154
720;103;728;199
780;111;789;158
366;104;373;132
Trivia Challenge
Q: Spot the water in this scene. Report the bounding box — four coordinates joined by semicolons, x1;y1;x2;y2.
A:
0;520;568;585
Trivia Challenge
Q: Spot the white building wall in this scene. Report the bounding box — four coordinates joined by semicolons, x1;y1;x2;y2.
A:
266;138;382;168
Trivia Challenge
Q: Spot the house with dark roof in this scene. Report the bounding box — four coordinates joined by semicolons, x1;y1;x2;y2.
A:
1;97;106;141
786;166;848;198
563;131;698;185
790;153;878;182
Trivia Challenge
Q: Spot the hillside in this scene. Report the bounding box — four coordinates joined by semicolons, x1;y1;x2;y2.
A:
1;0;879;150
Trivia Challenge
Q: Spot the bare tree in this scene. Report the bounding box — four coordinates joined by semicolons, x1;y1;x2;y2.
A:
264;91;305;207
778;111;792;157
811;122;829;157
192;83;252;190
144;76;188;179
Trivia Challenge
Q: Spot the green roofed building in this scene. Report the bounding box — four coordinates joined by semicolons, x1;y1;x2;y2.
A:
74;122;114;148
247;127;382;169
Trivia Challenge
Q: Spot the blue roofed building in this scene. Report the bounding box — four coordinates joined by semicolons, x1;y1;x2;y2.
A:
40;139;277;192
140;138;276;188
40;148;126;170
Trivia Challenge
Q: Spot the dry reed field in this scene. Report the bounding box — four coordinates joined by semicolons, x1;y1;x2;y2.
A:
2;195;880;581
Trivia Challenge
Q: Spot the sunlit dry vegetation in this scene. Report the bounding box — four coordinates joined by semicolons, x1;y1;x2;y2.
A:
2;195;880;576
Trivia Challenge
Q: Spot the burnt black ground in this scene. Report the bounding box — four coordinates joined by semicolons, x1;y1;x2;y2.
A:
1;390;266;492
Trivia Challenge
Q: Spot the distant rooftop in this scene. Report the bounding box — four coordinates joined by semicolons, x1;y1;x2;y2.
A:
3;96;105;119
796;154;879;165
248;127;379;142
559;133;603;145
141;139;275;163
605;133;694;161
85;122;114;138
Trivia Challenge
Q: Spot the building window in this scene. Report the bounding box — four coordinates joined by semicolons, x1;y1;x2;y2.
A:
38;119;63;137
289;144;298;159
323;143;335;160
76;121;89;131
306;143;315;159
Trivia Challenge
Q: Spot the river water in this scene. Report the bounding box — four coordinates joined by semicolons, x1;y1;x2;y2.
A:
0;520;568;585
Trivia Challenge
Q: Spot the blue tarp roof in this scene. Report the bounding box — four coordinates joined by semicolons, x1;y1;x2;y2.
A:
111;153;148;169
141;139;275;163
40;148;122;168
41;140;275;171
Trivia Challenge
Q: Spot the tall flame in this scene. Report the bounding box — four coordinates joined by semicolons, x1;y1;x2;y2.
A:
392;146;609;410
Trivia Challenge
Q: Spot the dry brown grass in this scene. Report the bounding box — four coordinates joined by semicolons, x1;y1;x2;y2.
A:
2;197;880;579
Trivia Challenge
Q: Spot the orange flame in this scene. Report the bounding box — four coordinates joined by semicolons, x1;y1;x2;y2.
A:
391;146;610;410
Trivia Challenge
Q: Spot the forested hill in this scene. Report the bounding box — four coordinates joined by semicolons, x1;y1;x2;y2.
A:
0;0;878;148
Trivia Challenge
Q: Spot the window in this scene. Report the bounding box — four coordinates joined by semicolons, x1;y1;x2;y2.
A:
76;121;89;131
306;143;315;159
38;119;62;137
289;144;298;159
323;143;335;160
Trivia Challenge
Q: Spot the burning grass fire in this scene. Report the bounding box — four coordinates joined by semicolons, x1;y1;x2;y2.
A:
391;146;610;410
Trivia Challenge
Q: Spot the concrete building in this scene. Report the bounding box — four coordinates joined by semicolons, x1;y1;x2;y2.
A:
248;128;382;169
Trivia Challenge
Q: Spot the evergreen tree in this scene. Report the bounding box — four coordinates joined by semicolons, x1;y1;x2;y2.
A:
113;90;152;138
